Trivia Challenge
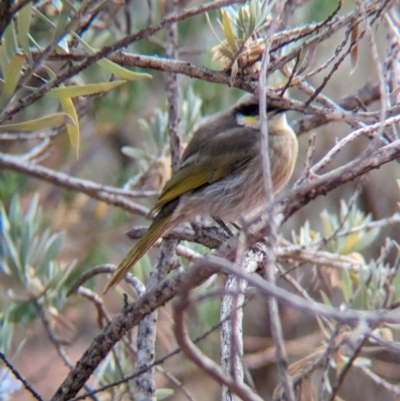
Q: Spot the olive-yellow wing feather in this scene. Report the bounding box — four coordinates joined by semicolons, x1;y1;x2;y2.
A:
151;154;251;212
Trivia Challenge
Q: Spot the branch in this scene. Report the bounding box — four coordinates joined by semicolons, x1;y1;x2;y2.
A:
0;351;43;401
291;81;381;135
0;153;149;216
281;139;400;220
51;126;400;401
174;258;263;401
258;1;295;398
0;0;246;123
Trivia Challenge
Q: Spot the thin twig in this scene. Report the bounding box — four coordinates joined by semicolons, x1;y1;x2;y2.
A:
258;1;295;399
0;153;149;216
0;0;246;124
136;2;181;397
0;351;43;401
173;259;263;401
50;137;400;401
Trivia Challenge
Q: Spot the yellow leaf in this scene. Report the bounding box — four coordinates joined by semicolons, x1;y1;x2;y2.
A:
76;35;152;81
221;9;237;51
340;232;361;255
59;96;80;157
0;53;25;106
97;58;152;81
0;113;74;132
48;80;126;98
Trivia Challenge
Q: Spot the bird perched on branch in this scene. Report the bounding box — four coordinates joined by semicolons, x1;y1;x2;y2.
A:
104;94;298;293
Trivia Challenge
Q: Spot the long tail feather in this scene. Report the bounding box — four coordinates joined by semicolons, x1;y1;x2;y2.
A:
103;212;172;293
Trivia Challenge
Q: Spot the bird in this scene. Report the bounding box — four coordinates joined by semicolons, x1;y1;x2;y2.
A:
103;94;298;293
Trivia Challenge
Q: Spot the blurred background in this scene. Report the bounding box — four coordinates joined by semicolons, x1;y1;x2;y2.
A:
1;0;399;400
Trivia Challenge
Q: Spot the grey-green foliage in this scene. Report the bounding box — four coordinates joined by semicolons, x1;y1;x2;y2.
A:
121;86;203;181
294;200;400;311
220;0;276;41
350;245;400;310
0;195;76;324
320;199;380;255
0;310;25;400
93;341;175;399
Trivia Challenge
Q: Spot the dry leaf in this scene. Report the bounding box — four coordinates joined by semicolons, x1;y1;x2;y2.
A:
350;24;360;74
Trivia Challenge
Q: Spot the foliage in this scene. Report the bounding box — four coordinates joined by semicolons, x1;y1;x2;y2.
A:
0;0;400;401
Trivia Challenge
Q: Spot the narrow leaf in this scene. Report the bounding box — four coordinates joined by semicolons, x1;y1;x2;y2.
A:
59;96;80;156
52;1;72;49
222;9;237;50
16;2;33;64
0;113;75;132
97;58;152;81
248;1;257;35
350;24;359;74
0;53;25;106
47;80;126;98
342;268;353;303
0;39;8;74
77;37;152;81
3;20;18;60
339;232;361;255
297;43;318;76
121;146;152;161
90;30;112;48
155;388;174;400
205;12;222;44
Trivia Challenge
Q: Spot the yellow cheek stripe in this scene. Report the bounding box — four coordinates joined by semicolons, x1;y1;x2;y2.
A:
236;113;260;127
242;115;259;123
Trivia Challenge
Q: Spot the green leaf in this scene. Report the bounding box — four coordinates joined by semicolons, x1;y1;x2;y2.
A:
8;300;37;324
315;315;331;338
0;53;25;106
0;37;8;74
319;290;332;306
77;36;152;80
25;194;40;228
16;2;33;64
47;80;127;98
49;259;76;295
221;9;237;50
342;268;353;304
97;58;152;81
0;311;13;354
19;215;32;276
121;146;152;161
1;228;23;282
52;0;73;49
351;286;368;309
0;113;75;132
90;30;112;48
37;233;64;274
156;388;174;400
2;20;18;61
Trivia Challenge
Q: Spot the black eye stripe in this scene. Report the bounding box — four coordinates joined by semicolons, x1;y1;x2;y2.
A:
235;102;284;116
235;103;259;116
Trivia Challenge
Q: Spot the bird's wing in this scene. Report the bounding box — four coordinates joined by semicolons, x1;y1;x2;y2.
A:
150;153;251;212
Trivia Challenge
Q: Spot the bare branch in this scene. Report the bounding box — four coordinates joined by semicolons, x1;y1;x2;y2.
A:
0;351;43;401
0;153;149;216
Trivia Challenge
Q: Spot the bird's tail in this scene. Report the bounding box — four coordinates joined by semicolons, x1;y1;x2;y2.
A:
103;210;172;293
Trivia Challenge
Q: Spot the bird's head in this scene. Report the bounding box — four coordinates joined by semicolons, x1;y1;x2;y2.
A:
233;94;288;132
